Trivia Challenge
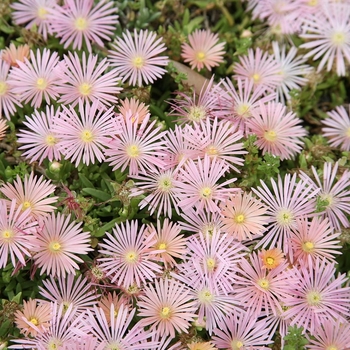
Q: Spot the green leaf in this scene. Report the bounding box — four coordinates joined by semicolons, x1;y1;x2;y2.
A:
82;188;111;202
78;174;94;188
94;218;123;237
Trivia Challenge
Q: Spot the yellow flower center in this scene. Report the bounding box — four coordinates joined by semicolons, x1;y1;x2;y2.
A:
332;31;346;46
79;83;92;96
326;346;338;350
45;134;57;146
200;186;212;198
36;78;47;90
75;17;88;31
37;6;48;19
276;209;294;226
158;176;172;192
0;81;7;96
234;213;245;224
29;317;39;325
206;145;219;156
62;301;71;313
126;144;140;158
346;127;350;138
307;0;318;6
206;257;216;271
302;241;314;253
252;73;261;83
231;340;244;349
199;289;214;304
81;129;93;143
48;340;63;350
195;51;206;62
188;106;206;122
257;278;270;290
307;290;322;306
158;243;167;250
132;56;144;69
23;201;32;209
49;241;61;252
160;306;171;318
125;251;138;264
2;229;13;241
266;257;275;266
320;193;334;208
235;103;250;118
264;130;277;142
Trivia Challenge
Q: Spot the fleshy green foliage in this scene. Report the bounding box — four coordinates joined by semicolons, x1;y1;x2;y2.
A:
283;326;309;350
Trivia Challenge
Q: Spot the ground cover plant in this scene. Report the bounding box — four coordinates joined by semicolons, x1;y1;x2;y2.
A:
0;0;350;349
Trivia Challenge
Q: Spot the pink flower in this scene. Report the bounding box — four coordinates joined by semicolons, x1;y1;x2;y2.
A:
55;51;122;107
181;29;225;71
173;155;239;213
247;101;307;160
98;220;162;288
300;162;350;230
53;100;116;166
11;0;57;40
104;114;167;176
0;172;57;219
322;105;350;151
17;105;62;165
300;3;350;76
49;0;119;52
118;97;150;124
0;199;37;268
32;212;92;277
0;117;7;141
282;258;350;335
1;43;30;68
8;48;59;108
291;216;341;265
233;48;282;93
0;59;22;120
109;29;169;87
137;278;197;338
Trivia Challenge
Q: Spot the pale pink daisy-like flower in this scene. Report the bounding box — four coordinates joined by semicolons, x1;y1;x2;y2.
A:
300;3;350;76
32;212;92;277
220;77;275;135
14;298;52;337
181;29;225;71
282;258;350;335
212;310;274;350
17;105;62;165
39;274;99;316
55;51;122;107
8;48;59;108
252;173;319;254
0;59;22;120
0;172;57;219
109;29;169;87
272;42;313;104
104;114;167;176
233;48;282;93
1;43;30;67
0;117;8;141
98;220;162;288
220;191;269;241
137;278;197;338
247;101;307;160
291;216;341;265
234;252;297;317
173;155;239;213
322;105;350;151
53;100;116;166
98;292;130;325
118;97;150;124
300;162;350;230
11;0;57;40
306;319;350;350
146;219;187;269
0;199;37;268
49;0;118;52
130;166;180;218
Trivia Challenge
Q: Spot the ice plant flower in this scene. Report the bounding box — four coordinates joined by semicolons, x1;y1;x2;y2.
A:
137;278;197;338
32;212;92;277
17;105;62;164
220;191;269;241
0;59;22;120
8;48;60;108
282;258;350;335
322;105;350;151
98;292;130;325
300;3;350;76
1;43;30;67
0;199;38;268
49;0;119;52
109;29;169;86
14;298;52;337
53;100;116;166
118;97;150;124
0;172;57;219
259;248;285;270
247;101;307;160
181;29;225;71
300;162;350;230
98;220;162;288
55;51;122;107
0;118;8;141
11;0;57;40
